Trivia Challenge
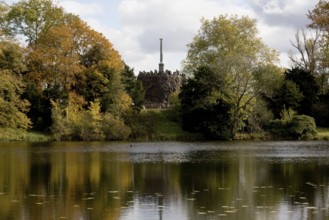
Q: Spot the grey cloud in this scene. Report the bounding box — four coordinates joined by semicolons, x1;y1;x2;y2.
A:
118;0;224;54
262;13;309;28
116;0;316;71
249;1;316;28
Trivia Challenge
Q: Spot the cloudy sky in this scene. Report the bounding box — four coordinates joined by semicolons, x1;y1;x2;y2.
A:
9;0;319;73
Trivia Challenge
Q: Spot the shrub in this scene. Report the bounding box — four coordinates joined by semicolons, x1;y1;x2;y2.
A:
268;114;317;140
312;101;329;127
102;113;131;140
50;100;72;141
268;119;287;138
125;112;155;140
51;98;131;141
287;115;317;139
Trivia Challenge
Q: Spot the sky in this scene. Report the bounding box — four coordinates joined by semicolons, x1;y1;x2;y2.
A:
8;0;319;73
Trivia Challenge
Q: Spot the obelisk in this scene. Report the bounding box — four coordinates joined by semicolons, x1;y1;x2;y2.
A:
159;38;164;73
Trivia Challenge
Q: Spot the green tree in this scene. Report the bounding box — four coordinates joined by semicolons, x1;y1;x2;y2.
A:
4;0;67;129
313;93;329;126
0;1;12;38
7;0;65;45
0;70;31;129
284;67;319;116
0;41;30;129
253;64;283;125
0;40;26;74
267;80;304;118
180;66;234;139
121;64;145;111
183;15;278;137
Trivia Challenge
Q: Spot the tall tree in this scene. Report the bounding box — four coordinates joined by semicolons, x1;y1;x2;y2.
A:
7;0;64;45
0;70;31;129
0;1;12;39
284;67;319;116
0;40;26;74
267;80;304;118
308;0;329;32
289;29;321;75
180;66;233;139
5;0;128;130
121;64;145;112
183;15;278;136
0;41;30;129
26;24;82;95
308;0;329;95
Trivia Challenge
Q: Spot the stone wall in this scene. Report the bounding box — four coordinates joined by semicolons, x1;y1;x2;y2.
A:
137;70;185;108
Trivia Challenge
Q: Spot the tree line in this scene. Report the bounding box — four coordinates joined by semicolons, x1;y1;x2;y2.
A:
179;1;329;140
0;0;329;140
0;0;147;140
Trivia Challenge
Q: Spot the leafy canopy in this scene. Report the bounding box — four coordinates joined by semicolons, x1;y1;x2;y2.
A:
182;15;279;136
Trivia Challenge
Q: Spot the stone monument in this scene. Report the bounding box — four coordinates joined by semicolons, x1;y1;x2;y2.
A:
159;38;164;73
137;38;185;108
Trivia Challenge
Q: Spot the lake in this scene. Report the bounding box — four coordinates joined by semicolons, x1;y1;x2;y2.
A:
0;141;329;220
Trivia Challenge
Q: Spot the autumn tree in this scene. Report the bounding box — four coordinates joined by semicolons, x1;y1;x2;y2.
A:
74;25;128;116
51;95;131;141
308;1;329;93
308;0;329;32
0;70;31;129
0;41;31;129
22;22;82;128
182;15;278;137
305;1;329;126
3;0;67;128
26;24;82;96
4;0;130;131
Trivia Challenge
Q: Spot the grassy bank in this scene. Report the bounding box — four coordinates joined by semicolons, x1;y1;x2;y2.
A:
1;111;329;142
0;128;50;142
141;109;329;141
314;127;329;140
236;127;329;141
139;109;204;141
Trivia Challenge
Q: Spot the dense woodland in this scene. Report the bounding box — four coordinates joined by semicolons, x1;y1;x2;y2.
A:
1;0;329;140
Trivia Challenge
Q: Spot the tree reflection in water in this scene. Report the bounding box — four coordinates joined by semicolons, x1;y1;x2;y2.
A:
0;141;328;220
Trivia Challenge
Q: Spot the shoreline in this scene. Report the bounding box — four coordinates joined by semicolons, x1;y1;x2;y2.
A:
1;127;328;142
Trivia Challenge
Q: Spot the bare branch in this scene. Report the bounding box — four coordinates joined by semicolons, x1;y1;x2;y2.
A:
289;28;321;74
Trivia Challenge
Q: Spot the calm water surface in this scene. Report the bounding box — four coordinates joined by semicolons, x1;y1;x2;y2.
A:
0;141;329;220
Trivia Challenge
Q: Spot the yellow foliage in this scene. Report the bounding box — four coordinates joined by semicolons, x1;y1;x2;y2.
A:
88;100;102;121
0;71;31;129
117;93;133;114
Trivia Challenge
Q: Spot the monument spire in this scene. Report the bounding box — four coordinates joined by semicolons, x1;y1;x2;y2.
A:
159;38;164;73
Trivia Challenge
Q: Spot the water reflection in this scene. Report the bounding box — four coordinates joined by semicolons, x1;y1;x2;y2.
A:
0;141;328;219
